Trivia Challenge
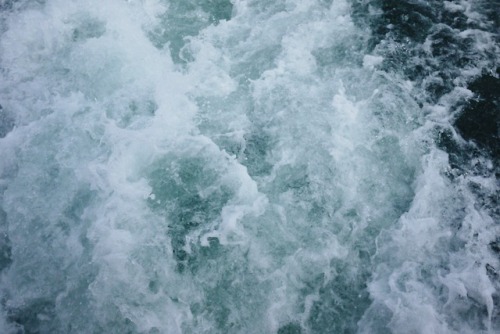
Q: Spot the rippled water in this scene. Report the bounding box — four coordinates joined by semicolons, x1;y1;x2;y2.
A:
0;0;498;333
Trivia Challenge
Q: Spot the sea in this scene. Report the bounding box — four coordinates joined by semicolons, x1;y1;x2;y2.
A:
0;0;498;333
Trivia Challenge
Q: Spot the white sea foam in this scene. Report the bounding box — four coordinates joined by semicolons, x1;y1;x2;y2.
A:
0;0;498;333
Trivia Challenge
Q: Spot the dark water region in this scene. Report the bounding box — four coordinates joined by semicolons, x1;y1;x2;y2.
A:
352;0;499;142
455;72;500;160
354;0;499;207
0;105;15;139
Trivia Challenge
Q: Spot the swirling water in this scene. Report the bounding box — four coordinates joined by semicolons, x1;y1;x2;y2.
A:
0;0;498;333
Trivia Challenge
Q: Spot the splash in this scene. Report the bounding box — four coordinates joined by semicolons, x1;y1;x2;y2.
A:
0;0;498;333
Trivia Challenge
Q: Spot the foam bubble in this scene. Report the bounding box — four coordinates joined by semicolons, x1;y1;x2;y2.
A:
0;0;498;332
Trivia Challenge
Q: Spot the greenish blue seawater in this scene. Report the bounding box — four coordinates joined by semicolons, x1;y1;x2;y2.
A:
0;0;498;333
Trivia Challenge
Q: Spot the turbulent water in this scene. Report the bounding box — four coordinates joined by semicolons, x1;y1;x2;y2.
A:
0;0;498;333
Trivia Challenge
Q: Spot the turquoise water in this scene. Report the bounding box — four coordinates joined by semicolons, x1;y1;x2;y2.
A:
0;0;498;333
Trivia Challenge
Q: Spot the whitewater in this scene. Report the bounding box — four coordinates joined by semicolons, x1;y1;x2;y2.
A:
0;0;498;333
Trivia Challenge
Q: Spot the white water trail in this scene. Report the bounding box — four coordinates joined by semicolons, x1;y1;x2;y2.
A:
0;0;498;333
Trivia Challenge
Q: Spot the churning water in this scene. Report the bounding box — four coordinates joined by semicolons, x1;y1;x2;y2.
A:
0;0;498;333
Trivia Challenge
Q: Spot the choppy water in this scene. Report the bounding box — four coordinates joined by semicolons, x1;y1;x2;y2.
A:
0;0;498;333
